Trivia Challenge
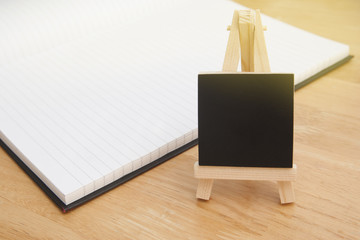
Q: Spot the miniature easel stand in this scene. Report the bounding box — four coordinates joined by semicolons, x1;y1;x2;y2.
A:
194;9;297;204
194;163;297;204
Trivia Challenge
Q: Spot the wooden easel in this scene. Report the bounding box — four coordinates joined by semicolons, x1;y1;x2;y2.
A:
194;9;297;204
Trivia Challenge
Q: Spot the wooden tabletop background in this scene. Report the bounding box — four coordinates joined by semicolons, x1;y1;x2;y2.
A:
0;0;359;239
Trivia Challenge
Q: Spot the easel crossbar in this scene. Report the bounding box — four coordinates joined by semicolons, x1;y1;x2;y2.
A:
194;162;297;181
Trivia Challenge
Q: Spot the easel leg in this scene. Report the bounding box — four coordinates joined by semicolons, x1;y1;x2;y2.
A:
278;181;295;204
196;179;214;200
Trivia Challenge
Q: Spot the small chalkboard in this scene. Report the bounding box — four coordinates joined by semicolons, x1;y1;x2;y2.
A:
198;73;294;168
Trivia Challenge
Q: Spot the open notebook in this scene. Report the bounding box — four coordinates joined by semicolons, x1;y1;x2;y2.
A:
0;0;351;211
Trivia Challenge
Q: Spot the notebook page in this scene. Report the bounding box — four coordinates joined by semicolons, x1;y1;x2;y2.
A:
0;0;222;204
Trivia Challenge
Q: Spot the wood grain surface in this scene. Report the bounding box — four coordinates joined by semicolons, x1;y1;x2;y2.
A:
1;0;359;239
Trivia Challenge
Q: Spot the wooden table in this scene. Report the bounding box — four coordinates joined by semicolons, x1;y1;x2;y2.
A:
1;0;359;239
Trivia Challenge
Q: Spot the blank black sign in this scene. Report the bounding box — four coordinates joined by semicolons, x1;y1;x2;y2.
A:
198;73;294;168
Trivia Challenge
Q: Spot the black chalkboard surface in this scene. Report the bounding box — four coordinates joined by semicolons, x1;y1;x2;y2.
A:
198;73;294;168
